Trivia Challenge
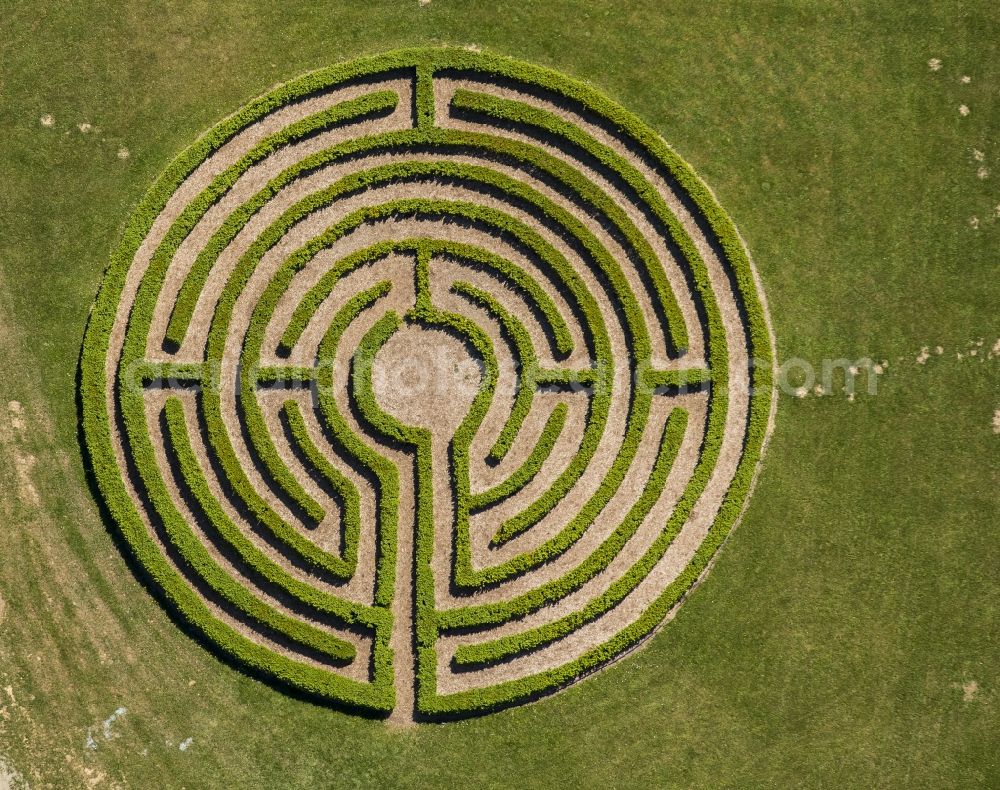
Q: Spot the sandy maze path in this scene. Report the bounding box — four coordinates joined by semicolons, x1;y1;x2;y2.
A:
81;49;775;722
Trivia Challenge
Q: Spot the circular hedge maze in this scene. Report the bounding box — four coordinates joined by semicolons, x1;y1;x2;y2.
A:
80;49;774;721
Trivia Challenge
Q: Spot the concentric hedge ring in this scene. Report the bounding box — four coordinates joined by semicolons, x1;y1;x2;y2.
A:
80;48;775;721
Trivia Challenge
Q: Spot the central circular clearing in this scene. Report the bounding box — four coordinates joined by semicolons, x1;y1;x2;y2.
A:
371;323;483;435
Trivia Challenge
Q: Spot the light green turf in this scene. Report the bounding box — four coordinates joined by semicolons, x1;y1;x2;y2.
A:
0;1;997;787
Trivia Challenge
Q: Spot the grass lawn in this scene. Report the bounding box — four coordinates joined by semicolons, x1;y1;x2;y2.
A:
0;1;997;787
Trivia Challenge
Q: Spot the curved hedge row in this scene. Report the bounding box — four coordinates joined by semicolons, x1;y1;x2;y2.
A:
80;47;773;719
280;400;362;568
